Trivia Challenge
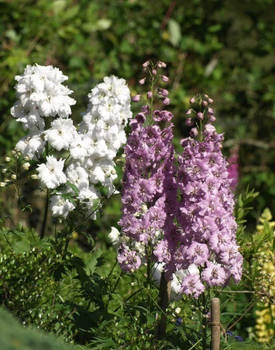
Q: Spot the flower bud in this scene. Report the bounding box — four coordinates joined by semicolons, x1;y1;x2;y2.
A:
132;94;141;102
139;78;146;85
208;107;214;114
186;109;192;115
190;97;196;104
190;127;198;137
11;174;17;180
152;69;157;75
161;75;169;82
0;182;6;187
163;97;170;105
208;98;214;104
209;115;216;122
147;91;153;99
197;112;204;120
5;157;11;162
31;174;39;180
2;168;7;174
158;88;169;97
142;60;150;68
185;118;193;126
158;61;167;68
202;100;208;107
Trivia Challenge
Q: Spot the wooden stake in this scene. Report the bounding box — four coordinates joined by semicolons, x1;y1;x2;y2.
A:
210;298;220;350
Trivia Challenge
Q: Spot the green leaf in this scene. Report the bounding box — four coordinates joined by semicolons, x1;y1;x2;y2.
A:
168;19;181;47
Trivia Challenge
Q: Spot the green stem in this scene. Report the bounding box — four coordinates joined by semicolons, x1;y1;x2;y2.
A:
156;272;171;339
40;189;49;239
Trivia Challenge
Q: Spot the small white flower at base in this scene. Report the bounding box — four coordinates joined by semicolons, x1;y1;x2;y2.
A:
108;226;120;246
37;155;66;189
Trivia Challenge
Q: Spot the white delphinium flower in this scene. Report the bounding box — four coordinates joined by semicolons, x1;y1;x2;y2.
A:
45;118;77;151
11;102;45;131
66;163;89;191
108;226;121;246
37;155;67;189
16;132;45;160
69;134;90;161
50;194;75;218
13;64;76;120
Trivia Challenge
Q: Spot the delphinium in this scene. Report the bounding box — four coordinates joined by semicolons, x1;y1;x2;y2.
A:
172;96;243;300
10;65;132;227
117;61;176;276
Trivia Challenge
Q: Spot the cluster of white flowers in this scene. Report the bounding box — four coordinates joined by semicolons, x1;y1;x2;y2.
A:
11;65;132;219
11;64;76;159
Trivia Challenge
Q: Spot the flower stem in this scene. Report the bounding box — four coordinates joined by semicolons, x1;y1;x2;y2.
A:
156;272;171;339
40;189;49;239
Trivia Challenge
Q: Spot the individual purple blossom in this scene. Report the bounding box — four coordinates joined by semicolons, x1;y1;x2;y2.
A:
181;274;205;299
132;94;141;102
163;97;170;105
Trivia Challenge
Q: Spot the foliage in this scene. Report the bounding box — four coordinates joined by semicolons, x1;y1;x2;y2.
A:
0;0;275;219
0;307;83;350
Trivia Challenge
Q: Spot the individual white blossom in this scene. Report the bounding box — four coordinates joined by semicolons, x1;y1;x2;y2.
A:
108;226;121;246
15;132;45;160
50;195;75;218
45;118;77;151
37;155;67;189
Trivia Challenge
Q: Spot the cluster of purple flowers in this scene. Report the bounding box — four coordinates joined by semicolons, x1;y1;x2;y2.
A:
117;62;243;298
118;61;176;272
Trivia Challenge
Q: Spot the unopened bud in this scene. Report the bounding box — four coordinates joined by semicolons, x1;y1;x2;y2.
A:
139;78;146;85
161;75;169;82
132;94;141;102
147;91;153;99
209;115;216;122
0;182;6;187
2;168;7;174
31;174;39;180
23;162;30;170
208;98;214;104
142;60;150;68
190;127;198;137
5;157;11;162
197;112;204;120
163;97;170;105
158;88;169;96
185;118;193;126
186;109;192;115
202;100;208;107
190;97;196;104
208;107;214;114
11;174;16;180
152;69;157;75
158;61;167;68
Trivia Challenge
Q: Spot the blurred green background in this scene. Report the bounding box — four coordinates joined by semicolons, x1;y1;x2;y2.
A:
1;0;275;220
